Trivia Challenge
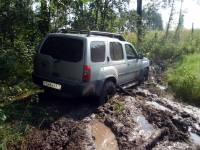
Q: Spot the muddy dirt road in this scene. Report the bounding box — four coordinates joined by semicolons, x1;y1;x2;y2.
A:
17;79;200;150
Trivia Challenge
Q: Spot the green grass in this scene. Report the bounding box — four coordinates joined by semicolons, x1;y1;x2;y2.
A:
167;53;200;103
0;83;43;149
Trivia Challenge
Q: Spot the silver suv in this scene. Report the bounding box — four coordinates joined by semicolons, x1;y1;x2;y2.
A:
32;30;149;104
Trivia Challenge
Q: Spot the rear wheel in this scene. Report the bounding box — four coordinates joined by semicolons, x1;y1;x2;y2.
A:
97;81;116;105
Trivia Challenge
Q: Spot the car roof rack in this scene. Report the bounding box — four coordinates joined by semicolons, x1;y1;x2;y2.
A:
57;29;89;34
57;29;126;41
89;31;126;41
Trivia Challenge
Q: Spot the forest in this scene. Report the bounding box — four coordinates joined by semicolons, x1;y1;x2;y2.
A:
0;0;200;149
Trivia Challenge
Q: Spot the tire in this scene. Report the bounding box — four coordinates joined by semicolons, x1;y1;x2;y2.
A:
97;81;116;105
144;68;149;81
138;68;149;84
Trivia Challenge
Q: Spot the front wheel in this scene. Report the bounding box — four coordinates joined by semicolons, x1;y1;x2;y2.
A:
138;68;149;84
97;81;116;105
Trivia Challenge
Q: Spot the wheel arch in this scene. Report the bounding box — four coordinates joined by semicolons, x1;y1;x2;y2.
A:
104;76;117;85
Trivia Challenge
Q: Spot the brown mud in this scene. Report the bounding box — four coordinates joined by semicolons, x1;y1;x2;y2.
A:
19;86;200;150
6;66;200;150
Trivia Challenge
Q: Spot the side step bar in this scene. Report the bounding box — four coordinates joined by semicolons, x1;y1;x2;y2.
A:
120;81;138;89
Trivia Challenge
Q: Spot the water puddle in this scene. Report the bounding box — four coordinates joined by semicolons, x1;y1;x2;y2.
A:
136;116;155;133
190;132;200;146
91;120;119;150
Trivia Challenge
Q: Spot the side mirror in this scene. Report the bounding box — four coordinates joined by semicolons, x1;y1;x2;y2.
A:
138;53;144;59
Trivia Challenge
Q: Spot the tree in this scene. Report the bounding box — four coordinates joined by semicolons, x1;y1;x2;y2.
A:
165;0;175;39
70;0;128;32
143;8;163;31
38;0;50;36
174;0;184;40
143;1;163;31
137;0;143;43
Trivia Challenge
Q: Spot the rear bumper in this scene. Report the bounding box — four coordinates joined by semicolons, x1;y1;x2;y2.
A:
32;73;103;98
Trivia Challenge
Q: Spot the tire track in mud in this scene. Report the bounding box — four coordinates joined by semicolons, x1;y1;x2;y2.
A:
22;83;200;150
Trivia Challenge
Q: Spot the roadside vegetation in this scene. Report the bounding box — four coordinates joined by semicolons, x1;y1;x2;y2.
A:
125;30;200;104
168;53;200;104
1;0;200;148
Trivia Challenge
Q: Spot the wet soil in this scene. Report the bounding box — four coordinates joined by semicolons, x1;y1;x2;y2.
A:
6;68;200;150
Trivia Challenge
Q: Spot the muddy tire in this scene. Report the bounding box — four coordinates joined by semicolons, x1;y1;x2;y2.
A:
144;68;149;81
138;67;149;84
97;81;116;105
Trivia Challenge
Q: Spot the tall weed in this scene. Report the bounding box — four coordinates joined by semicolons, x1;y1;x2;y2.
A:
167;53;200;103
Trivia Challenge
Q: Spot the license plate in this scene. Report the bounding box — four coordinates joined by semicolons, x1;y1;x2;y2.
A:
43;81;61;90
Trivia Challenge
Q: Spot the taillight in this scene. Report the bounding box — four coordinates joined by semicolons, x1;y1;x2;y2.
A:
83;65;91;82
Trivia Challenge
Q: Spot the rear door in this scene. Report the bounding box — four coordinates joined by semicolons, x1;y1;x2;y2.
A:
89;41;106;81
124;44;139;81
34;35;85;82
109;42;128;85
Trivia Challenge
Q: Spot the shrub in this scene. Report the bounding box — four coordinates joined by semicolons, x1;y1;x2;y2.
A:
167;53;200;103
125;30;200;67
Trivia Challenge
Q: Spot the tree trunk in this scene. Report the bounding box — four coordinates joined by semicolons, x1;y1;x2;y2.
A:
137;0;143;43
191;23;194;40
175;0;184;40
39;0;50;36
95;0;99;30
165;0;175;39
100;0;107;31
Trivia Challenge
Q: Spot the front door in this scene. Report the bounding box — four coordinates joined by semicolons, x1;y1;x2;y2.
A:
125;44;139;81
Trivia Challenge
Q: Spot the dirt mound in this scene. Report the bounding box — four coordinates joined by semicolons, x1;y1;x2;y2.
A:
142;104;189;142
23;117;94;150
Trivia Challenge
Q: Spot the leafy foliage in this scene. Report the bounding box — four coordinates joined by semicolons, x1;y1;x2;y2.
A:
167;53;200;103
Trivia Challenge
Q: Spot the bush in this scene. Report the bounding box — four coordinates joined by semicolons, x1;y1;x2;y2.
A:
0;38;38;105
125;30;200;66
167;53;200;103
0;39;34;82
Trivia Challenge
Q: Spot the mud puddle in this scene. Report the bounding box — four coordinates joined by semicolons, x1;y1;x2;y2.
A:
190;132;200;146
135;115;155;134
91;120;119;150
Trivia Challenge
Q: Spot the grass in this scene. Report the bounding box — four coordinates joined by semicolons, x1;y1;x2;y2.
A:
0;83;43;149
167;53;200;103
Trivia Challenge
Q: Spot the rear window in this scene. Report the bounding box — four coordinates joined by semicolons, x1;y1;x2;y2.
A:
91;41;105;62
110;42;124;61
40;36;83;62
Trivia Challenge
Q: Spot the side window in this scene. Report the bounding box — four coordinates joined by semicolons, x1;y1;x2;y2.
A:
125;44;137;59
110;42;124;61
91;41;105;62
